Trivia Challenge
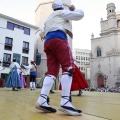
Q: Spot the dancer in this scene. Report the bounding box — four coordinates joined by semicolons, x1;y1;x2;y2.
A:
22;60;37;90
35;0;84;116
6;58;23;91
0;61;5;71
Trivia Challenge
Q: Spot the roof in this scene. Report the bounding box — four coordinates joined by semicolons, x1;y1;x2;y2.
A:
0;13;39;30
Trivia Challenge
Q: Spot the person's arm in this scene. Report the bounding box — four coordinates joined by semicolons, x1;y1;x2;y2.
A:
22;65;33;69
39;28;45;40
0;66;5;70
61;5;84;21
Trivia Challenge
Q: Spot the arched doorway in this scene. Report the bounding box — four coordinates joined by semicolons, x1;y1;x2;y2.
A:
97;75;104;87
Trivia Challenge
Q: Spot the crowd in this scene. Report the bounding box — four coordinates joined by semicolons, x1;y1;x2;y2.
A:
84;86;120;93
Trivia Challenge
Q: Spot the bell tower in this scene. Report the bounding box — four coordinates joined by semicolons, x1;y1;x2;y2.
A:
107;3;116;19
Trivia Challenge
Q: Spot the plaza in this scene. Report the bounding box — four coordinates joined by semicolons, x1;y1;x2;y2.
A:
0;88;119;120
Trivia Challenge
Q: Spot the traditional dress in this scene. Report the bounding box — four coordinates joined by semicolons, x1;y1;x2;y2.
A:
6;62;22;89
19;72;26;88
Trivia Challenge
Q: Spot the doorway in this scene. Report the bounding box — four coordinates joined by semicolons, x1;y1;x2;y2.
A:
97;75;104;87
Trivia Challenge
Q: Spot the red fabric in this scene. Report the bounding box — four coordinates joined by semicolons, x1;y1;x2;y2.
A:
44;38;75;77
59;64;89;91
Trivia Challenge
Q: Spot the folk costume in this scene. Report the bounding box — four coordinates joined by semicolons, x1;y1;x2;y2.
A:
19;72;26;88
22;61;37;90
6;58;22;91
59;64;89;92
35;0;84;116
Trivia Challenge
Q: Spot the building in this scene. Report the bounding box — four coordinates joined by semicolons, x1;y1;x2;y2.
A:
0;13;38;79
73;48;91;84
90;3;120;88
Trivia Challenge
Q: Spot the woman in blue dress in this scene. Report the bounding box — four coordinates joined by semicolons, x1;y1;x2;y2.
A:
6;58;23;91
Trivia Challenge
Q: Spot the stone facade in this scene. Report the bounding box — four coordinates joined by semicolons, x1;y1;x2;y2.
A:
35;0;71;78
91;3;120;88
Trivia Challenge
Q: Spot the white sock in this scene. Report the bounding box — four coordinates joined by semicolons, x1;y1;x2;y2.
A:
38;75;55;107
33;82;36;89
60;74;75;108
30;82;32;89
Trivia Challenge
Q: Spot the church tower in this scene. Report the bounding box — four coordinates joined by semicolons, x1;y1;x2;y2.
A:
100;3;117;36
91;3;120;88
106;3;116;19
35;0;71;77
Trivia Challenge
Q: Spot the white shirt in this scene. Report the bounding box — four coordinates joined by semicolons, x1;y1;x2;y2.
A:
9;62;21;74
0;66;3;71
9;62;20;69
23;65;33;70
39;9;84;37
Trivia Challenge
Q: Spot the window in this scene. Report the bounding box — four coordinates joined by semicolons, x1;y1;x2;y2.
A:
3;53;11;67
22;56;28;65
4;37;13;51
81;57;84;60
81;67;83;70
7;21;30;35
7;22;14;30
22;41;29;54
97;47;102;57
76;56;78;59
24;27;30;35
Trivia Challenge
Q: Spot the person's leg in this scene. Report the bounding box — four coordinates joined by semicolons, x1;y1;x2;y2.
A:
53;40;82;115
35;45;59;112
59;73;81;115
77;90;83;96
50;82;55;93
30;75;33;90
32;75;36;90
35;75;57;112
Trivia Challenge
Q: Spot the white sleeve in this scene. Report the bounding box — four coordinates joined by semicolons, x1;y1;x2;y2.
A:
61;9;84;21
15;62;20;69
39;28;45;37
0;66;3;71
23;65;33;69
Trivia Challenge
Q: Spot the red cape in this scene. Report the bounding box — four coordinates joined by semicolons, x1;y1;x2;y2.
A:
59;64;89;91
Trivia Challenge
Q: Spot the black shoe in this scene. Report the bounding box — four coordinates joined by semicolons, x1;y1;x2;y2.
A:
59;106;82;115
35;102;56;112
35;94;57;113
50;90;55;93
59;96;82;116
77;91;83;96
12;88;18;91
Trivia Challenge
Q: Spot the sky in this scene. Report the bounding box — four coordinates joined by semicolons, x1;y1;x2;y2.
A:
0;0;120;50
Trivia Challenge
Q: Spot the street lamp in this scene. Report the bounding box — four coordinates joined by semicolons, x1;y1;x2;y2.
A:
104;75;108;88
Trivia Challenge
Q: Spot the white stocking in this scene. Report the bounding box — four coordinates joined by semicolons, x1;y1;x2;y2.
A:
37;75;56;107
60;74;75;108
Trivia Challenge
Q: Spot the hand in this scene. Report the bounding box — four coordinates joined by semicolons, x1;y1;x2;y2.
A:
41;36;45;41
69;5;75;11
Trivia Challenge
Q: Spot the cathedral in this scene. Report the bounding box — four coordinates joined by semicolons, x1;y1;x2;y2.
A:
34;1;120;88
90;3;120;88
